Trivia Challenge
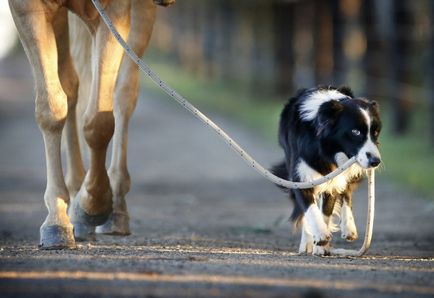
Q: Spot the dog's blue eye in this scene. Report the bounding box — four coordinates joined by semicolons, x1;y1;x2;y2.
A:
352;129;361;136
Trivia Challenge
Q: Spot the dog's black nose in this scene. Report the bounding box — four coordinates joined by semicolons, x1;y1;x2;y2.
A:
366;153;381;167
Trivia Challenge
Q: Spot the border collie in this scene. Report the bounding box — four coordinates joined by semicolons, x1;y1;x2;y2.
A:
272;86;382;255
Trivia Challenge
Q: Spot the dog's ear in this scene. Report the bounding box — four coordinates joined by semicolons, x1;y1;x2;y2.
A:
337;86;354;98
317;100;343;136
369;100;379;112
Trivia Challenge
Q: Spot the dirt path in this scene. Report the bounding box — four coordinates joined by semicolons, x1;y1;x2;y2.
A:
0;56;433;298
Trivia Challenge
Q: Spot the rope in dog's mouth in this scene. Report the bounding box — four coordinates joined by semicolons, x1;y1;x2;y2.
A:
91;0;375;257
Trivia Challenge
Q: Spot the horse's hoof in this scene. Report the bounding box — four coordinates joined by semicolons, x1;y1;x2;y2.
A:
69;196;112;241
69;196;112;227
72;221;96;241
39;224;76;249
96;212;131;235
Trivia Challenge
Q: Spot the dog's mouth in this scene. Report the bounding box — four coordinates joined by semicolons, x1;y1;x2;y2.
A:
153;0;176;7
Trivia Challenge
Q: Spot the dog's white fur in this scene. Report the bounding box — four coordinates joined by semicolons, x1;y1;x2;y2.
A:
300;89;350;121
357;108;381;168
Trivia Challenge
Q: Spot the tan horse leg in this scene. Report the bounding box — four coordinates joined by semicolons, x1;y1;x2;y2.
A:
52;8;85;199
68;1;131;241
9;0;75;249
97;0;157;235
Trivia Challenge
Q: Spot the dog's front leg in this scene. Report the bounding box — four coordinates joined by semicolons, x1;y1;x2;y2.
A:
299;218;313;254
293;189;332;253
305;203;332;245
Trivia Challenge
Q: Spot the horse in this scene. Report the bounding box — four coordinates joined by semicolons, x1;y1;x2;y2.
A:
9;0;175;249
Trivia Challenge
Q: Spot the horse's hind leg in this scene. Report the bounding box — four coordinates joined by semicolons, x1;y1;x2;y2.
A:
68;1;131;240
9;0;75;248
97;0;156;235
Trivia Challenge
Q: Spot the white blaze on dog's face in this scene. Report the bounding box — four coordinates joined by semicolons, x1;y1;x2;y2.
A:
356;108;381;168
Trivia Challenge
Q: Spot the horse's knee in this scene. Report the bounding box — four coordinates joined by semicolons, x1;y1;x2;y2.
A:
83;112;115;149
35;88;68;132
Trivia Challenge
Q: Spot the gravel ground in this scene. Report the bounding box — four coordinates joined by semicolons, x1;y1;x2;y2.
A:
0;55;433;298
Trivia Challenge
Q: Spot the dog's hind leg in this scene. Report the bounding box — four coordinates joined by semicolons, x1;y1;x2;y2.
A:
96;0;156;235
9;0;74;248
340;193;358;242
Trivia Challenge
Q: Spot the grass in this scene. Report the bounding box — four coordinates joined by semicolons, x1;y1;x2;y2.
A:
141;55;434;198
379;109;434;197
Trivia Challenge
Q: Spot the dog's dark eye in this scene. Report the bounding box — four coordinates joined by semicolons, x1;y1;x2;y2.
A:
351;129;361;136
373;130;379;137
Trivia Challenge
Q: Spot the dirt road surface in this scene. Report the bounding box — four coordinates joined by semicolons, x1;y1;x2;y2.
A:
0;55;433;298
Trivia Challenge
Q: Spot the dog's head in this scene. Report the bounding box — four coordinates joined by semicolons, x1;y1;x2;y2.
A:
315;87;382;169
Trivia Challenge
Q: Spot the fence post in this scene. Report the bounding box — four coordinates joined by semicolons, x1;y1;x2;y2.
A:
314;0;333;85
272;0;294;95
390;1;413;135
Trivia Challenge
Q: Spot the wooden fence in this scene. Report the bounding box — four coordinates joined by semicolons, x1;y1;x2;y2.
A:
150;0;434;141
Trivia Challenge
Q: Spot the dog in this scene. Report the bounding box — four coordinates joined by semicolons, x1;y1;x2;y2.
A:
272;86;382;255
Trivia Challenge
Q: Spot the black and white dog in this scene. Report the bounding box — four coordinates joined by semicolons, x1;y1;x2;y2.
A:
272;86;381;255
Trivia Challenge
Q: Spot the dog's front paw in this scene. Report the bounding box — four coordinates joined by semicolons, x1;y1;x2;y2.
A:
305;204;332;246
341;226;358;242
313;243;331;256
299;226;314;255
313;230;332;246
298;241;313;255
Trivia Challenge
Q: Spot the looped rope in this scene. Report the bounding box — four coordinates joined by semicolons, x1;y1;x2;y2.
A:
91;0;375;256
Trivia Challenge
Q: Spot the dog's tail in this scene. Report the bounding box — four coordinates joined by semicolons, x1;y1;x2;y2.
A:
270;160;289;191
271;160;305;226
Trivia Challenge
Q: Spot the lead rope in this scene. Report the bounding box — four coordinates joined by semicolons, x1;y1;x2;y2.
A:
91;0;374;256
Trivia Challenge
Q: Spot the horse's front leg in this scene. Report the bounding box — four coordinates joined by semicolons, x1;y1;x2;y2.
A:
9;0;75;249
97;0;156;235
69;1;131;241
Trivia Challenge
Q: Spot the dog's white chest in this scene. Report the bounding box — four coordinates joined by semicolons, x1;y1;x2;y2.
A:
297;161;363;195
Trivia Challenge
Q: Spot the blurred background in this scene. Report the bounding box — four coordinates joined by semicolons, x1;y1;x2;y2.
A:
0;0;433;197
146;0;434;197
